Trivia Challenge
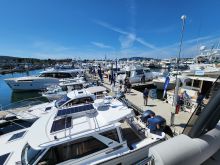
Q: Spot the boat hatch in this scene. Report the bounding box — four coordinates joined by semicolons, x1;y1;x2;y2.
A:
17;80;33;82
0;153;11;165
45;106;52;111
78;91;84;94
8;131;26;142
50;117;72;133
56;104;94;117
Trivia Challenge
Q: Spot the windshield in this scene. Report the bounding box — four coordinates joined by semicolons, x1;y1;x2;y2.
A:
21;143;45;165
55;95;71;108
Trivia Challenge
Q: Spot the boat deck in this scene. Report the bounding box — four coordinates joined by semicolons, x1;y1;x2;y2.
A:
120;120;142;149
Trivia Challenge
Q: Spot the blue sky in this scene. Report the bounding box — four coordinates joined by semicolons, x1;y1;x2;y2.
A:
0;0;220;59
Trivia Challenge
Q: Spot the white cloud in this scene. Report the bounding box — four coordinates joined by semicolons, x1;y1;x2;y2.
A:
119;33;136;48
136;37;157;49
94;20;157;50
91;42;112;49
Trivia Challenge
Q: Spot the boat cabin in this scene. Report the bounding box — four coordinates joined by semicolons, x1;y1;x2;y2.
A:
20;98;134;165
54;89;95;109
180;76;216;97
39;69;83;79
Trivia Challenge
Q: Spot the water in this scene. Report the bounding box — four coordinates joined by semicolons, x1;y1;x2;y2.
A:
0;69;43;107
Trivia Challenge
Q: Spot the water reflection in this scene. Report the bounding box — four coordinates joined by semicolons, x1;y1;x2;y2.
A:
11;91;41;103
0;69;43;107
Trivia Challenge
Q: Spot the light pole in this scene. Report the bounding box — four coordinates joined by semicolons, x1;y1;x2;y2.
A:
171;15;186;125
177;15;186;70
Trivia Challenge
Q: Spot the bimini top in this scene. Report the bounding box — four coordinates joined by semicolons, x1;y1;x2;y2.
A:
86;86;107;94
66;89;94;99
27;98;134;150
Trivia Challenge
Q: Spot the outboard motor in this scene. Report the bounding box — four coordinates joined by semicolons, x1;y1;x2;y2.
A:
153;115;166;131
141;110;155;123
147;115;166;132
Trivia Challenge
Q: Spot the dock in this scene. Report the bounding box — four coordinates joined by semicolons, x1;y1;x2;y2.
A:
99;76;192;134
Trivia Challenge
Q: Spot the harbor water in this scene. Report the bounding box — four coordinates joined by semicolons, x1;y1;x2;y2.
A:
0;69;43;107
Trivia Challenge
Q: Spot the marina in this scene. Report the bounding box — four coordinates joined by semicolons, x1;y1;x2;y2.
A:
0;1;220;164
0;54;220;165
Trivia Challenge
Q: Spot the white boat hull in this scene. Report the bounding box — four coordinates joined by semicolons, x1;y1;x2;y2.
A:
5;77;59;91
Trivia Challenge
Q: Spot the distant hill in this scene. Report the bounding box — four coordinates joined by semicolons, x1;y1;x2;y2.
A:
0;55;21;60
0;55;40;60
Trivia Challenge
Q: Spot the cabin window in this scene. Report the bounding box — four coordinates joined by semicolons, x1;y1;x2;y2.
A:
71;72;78;77
55;95;71;108
95;92;105;99
72;84;83;90
185;79;192;86
101;129;120;143
39;73;54;78
55;73;72;78
65;98;80;107
21;143;45;165
136;69;144;75
79;97;94;104
65;97;94;107
126;71;131;77
117;72;125;76
37;137;107;164
193;80;200;88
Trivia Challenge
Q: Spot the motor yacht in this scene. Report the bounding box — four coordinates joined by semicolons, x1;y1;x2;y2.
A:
181;64;220;78
4;68;84;91
42;77;86;101
159;59;171;69
166;75;216;112
8;87;108;120
181;46;220;78
0;91;167;165
116;66;154;84
42;83;107;101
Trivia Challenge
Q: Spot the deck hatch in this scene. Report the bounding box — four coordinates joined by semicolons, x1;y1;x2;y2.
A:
45;106;52;111
0;153;10;165
8;131;26;142
50;117;72;133
57;104;94;117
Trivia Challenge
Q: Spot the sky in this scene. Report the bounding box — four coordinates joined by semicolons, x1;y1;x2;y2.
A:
0;0;220;60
